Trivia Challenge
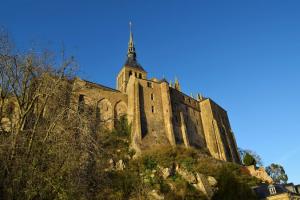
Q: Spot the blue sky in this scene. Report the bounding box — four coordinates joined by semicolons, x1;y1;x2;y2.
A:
1;0;300;183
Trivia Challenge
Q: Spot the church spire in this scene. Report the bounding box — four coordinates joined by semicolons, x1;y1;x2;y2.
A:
124;22;145;71
127;21;136;59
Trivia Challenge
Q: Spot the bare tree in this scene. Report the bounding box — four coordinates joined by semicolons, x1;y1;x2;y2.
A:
0;28;102;199
0;29;140;200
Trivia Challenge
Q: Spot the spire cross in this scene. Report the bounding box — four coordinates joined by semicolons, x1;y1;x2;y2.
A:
129;21;132;33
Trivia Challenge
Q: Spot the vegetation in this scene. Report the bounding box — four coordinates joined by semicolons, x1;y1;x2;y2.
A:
212;167;258;200
239;148;263;167
266;163;288;184
243;153;257;166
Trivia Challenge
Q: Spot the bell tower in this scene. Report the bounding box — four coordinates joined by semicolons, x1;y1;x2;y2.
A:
116;22;147;93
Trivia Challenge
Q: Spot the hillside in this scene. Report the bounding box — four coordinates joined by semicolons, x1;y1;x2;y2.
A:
92;117;260;200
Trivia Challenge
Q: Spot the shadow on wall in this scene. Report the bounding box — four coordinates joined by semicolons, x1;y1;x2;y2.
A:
139;84;148;138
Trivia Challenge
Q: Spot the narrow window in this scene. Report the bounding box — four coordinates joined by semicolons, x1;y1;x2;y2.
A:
78;94;85;113
139;73;142;78
129;71;132;76
151;93;154;101
135;72;137;77
151;106;154;113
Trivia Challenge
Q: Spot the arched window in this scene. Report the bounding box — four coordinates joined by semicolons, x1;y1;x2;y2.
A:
129;71;132;76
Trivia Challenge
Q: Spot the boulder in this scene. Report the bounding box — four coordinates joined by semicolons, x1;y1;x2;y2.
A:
207;176;218;187
115;160;125;171
246;165;273;184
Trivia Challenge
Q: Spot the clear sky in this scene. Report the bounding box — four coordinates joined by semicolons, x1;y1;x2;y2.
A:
1;0;300;183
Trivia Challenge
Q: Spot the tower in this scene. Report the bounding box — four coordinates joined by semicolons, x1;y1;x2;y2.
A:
116;22;147;93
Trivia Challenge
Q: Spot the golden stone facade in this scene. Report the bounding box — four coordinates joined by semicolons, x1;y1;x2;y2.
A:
71;27;241;163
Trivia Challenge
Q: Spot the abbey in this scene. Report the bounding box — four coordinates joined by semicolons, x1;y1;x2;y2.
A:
71;27;241;163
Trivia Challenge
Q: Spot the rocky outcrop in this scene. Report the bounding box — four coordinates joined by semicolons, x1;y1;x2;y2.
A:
148;190;164;200
245;165;273;184
158;163;217;199
105;159;125;171
176;165;214;199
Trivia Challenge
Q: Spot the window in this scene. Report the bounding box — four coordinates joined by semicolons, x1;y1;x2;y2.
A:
147;82;152;88
151;93;154;101
139;73;142;78
268;185;276;195
129;71;132;76
135;72;137;77
151;106;154;113
78;94;85;113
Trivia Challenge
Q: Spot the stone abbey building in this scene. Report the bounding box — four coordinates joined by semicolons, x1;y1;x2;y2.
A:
72;27;240;164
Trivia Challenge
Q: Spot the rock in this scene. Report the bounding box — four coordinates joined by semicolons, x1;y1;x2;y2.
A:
177;167;197;183
176;165;214;199
148;190;164;200
115;160;125;171
246;165;273;184
195;173;214;199
108;159;115;170
207;176;217;187
162;168;170;179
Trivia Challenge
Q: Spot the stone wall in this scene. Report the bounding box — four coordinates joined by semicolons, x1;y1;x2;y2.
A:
170;88;206;149
71;78;128;130
70;75;240;164
129;77;171;150
200;98;240;163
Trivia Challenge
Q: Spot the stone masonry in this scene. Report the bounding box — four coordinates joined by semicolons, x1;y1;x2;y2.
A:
70;25;241;163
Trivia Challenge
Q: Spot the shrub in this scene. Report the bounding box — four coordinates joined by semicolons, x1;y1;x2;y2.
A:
212;166;258;200
143;156;157;170
243;153;256;166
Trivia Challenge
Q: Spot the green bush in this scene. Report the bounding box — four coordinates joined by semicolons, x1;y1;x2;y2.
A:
143;156;157;170
180;157;196;172
212;166;258;200
113;115;131;137
243;153;256;166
